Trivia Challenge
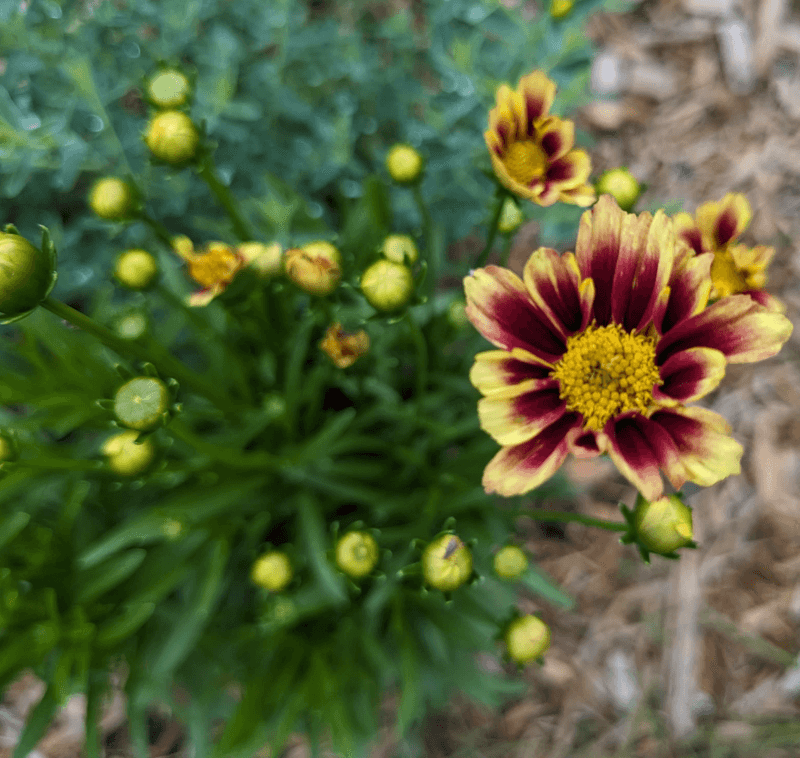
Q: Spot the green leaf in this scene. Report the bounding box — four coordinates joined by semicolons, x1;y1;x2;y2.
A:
95;602;156;647
13;682;59;758
520;565;575;610
74;548;148;604
296;494;347;602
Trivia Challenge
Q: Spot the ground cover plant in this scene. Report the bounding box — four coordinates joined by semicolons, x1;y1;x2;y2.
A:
0;1;793;757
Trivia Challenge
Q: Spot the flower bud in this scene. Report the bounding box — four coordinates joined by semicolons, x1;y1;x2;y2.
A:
114;249;159;290
447;299;469;329
319;322;370;368
550;0;574;18
422;534;473;592
146;69;191;109
0;434;18;463
89;177;136;220
102;430;156;477
381;234;418;265
497;197;524;234
145;110;199;164
493;545;528;579
115;312;149;341
335;531;379;579
0;231;56;320
251;551;292;592
113;376;170;431
505;614;551;664
385;143;424;184
595;168;641;212
633;494;693;555
237;241;283;278
284;241;341;296
360;259;413;312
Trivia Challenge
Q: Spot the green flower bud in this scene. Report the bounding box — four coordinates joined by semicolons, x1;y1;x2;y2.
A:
115;311;149;341
114;249;159;290
633;494;693;555
146;69;191;109
0;230;56;320
493;545;528;579
505;614;551;664
0;433;18;463
550;0;574;18
447;299;469;329
89;177;136;220
498;197;524;234
595;168;641;212
102;430;156;477
113;376;170;431
145;110;199;164
422;534;472;592
251;551;292;592
386;143;424;184
381;234;418;265
360;259;414;312
335;531;379;579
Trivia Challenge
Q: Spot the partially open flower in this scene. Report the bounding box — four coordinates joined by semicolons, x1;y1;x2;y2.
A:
485;71;595;207
0;230;56;320
114;376;170;431
595;167;641;212
89;177;136;220
381;234;418;265
145;110;199;164
386;143;424;184
102;430;156;477
114;249;159;290
505;615;550;664
251;551;292;592
498;197;524;234
319;322;370;368
285;241;342;296
422;534;473;591
633;494;694;554
146;69;191;109
172;236;244;306
493;545;528;579
361;259;414;312
335;531;379;579
237;241;283;278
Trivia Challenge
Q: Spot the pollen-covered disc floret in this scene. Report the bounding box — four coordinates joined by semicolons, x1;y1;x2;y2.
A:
551;324;661;430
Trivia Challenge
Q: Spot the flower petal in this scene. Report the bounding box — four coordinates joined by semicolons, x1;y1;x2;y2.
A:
518;71;557;131
653;346;726;404
696;193;751;249
188;285;223;307
482;412;582;496
654;251;713;335
672;212;705;255
478;382;565;445
469;349;553;397
558;183;597;207
545;149;591;187
537;116;574;160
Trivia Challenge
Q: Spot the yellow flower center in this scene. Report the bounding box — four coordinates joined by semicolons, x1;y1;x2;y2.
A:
187;243;241;288
503;140;548;186
551;324;661;430
710;248;747;298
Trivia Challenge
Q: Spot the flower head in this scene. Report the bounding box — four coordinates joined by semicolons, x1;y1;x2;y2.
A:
146;69;191;109
485;71;595;207
673;193;776;307
319;322;370;368
386;143;424;184
335;531;379;579
172;236;245;306
505;615;550;664
464;195;792;501
284;241;342;296
361;259;414;312
145;110;199;164
89;177;136;220
493;545;528;579
114;249;159;290
251;551;292;592
422;534;473;591
102;430;156;477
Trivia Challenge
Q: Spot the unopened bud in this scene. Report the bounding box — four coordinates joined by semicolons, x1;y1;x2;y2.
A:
251;551;292;592
386;143;424;184
360;259;413;312
381;234;418;265
633;494;694;555
0;434;18;463
146;69;191;109
497;197;524;234
595;168;641;212
284;241;341;296
550;0;574;18
102;430;156;477
115;311;149;341
0;230;56;320
505;614;551;664
89;177;136;220
447;299;469;329
114;249;159;290
113;376;170;431
335;531;379;579
237;241;283;278
145;110;199;164
422;534;473;591
494;545;528;579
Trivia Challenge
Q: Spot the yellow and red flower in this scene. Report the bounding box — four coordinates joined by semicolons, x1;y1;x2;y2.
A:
485;71;595;207
673;193;777;309
464;195;792;500
319;322;370;368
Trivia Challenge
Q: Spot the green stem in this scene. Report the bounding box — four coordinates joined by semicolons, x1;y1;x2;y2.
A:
411;184;436;297
526;508;627;532
474;191;506;269
499;234;513;268
405;311;428;402
197;159;254;241
41;298;240;415
8;458;103;472
137;211;174;249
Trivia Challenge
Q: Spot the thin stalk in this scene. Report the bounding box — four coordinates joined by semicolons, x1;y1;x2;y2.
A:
412;183;436;297
197;159;254;241
137;211;174;249
8;458;103;471
499;234;513;268
474;191;506;269
405;311;428;402
526;508;627;532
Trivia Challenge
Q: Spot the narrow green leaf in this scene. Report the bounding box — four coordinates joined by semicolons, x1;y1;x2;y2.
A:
95;602;156;647
0;510;30;551
296;495;347;602
520;565;575;610
12;682;59;758
75;548;147;603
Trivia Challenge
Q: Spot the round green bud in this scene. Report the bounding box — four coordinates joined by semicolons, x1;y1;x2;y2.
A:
595;168;641;212
102;430;156;477
505;615;551;664
145;110;199;164
422;534;473;592
146;69;191;109
360;259;414;312
0;232;55;319
550;0;574;18
115;311;149;341
335;531;379;579
385;143;424;184
446;299;469;329
493;545;528;579
498;197;524;234
0;434;18;463
89;177;136;220
381;234;418;265
251;551;292;592
114;249;159;290
113;376;170;431
633;494;694;555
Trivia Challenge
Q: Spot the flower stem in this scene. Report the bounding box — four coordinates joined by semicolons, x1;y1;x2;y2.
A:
41;297;240;414
526;508;627;532
474;190;507;269
405;311;428;402
137;211;174;249
499;234;514;268
197;159;254;241
7;458;103;472
412;183;436;296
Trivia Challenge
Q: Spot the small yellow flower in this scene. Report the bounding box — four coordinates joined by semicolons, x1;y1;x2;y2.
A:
550;0;574;17
422;534;473;591
595;167;641;212
113;376;170;432
505;615;550;664
633;494;694;555
102;430;156;477
172;236;245;306
498;197;524;234
284;241;342;296
493;545;528;579
319;322;370;368
381;234;418;265
386;143;424;184
237;241;283;278
89;177;136;220
145;110;199;164
251;551;292;592
0;231;55;320
335;531;379;579
114;249;159;290
146;69;191;109
361;259;413;312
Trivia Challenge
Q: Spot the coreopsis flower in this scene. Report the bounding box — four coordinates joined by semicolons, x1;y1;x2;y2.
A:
493;545;528;579
114;249;159;290
237;241;283;278
335;531;379;579
485;71;595;207
385;143;424;184
102;431;156;477
464;195;792;500
89;177;136;220
633;494;694;555
595;167;641;212
251;551;292;592
145;110;199;164
422;534;473;591
172;236;243;306
361;259;413;312
673;193;777;308
146;69;191;108
319;322;370;368
284;241;342;296
505;615;550;664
